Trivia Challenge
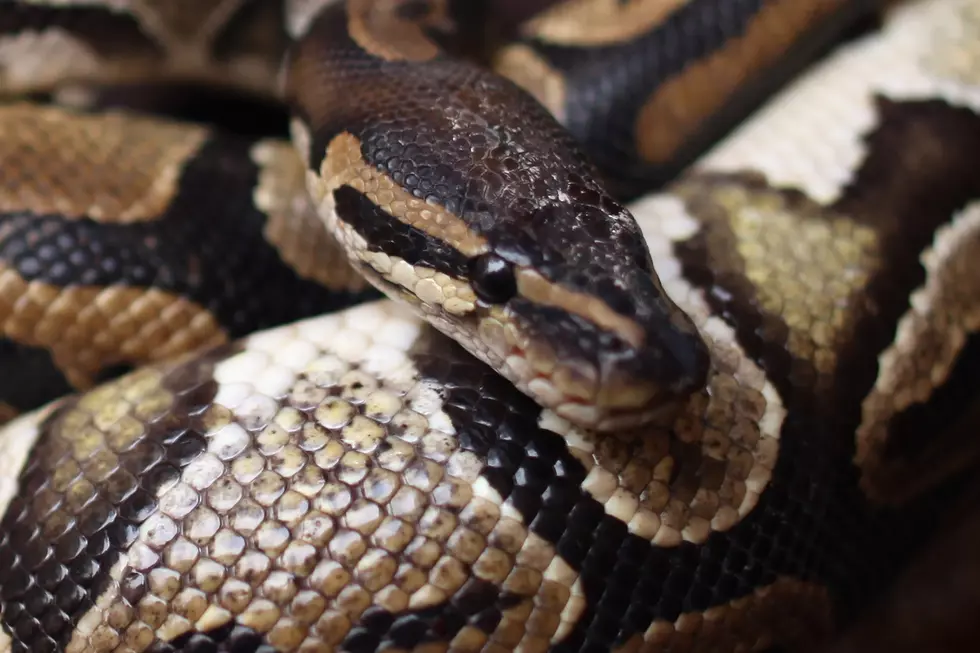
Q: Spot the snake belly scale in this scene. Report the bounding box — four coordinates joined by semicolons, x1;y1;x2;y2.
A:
0;1;979;653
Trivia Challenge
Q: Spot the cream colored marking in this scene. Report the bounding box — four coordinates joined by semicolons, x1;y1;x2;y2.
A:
516;268;645;349
635;0;847;164
923;0;980;86
56;300;581;651
0;265;227;390
285;0;344;38
0;103;209;222
0;29;102;93
347;0;451;62
0;404;55;522
492;44;568;122
856;200;980;494
321;184;663;431
696;0;980;204
520;0;687;46
540;191;785;545
251;139;369;291
65;558;129;653
288;117;314;177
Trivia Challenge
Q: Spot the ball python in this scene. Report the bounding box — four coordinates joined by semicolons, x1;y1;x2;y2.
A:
0;0;978;652
0;0;875;423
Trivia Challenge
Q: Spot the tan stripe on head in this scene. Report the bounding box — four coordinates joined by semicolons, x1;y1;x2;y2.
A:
0;103;208;223
516;268;644;349
314;132;489;257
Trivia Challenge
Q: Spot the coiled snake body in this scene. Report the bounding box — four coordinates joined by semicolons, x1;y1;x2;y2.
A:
0;1;978;652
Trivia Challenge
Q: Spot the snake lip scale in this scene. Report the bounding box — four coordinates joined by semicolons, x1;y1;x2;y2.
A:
0;0;978;653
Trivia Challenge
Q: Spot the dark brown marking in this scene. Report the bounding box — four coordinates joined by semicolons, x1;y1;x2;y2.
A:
0;348;229;653
0;401;18;425
405;325;926;653
829;98;980;501
820;479;980;653
0;338;75;413
210;0;289;81
491;43;567;121
672;173;807;401
611;578;832;653
673;99;980;421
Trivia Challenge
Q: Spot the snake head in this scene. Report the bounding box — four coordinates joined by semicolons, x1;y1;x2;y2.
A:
285;12;710;430
459;195;711;431
318;134;711;431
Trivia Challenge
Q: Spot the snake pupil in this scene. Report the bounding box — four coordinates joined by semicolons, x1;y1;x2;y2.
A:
470;254;517;304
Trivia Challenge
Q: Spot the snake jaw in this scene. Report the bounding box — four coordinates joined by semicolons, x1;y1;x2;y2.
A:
481;290;710;431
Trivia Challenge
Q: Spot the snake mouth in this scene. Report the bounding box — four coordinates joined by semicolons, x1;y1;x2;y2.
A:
486;317;694;431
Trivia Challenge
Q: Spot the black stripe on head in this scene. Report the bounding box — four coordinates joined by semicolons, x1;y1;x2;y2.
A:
333;184;472;279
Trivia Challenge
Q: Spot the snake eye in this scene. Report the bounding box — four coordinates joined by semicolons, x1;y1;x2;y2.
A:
470;253;517;304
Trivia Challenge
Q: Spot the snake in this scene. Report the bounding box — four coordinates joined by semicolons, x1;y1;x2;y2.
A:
0;0;978;652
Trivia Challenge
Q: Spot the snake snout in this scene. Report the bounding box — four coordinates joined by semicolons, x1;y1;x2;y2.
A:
503;265;711;431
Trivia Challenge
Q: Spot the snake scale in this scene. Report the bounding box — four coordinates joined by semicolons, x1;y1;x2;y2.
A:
0;0;978;652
